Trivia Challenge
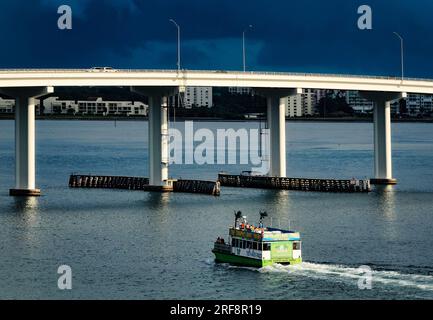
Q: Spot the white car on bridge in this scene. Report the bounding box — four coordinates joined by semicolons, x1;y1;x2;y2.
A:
89;67;117;72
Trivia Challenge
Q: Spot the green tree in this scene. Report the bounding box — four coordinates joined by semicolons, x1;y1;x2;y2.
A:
316;91;353;117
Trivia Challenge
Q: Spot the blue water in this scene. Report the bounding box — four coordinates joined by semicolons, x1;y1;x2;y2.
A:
1;120;433;299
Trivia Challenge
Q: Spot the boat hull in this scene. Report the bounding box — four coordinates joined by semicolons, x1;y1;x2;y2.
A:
212;250;302;268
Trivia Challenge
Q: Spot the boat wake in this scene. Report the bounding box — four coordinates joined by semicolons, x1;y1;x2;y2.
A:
259;262;433;291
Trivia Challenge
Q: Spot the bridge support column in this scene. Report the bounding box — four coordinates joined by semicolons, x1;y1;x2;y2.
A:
255;88;301;177
361;91;406;185
148;96;169;186
0;87;53;196
131;87;177;189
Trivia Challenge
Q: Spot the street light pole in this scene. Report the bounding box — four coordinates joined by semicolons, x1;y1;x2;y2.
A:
169;19;181;72
393;32;404;82
169;18;182;118
243;25;253;72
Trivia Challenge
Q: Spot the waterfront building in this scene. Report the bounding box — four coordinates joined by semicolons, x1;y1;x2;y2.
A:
182;87;213;108
345;91;375;113
0;98;15;114
169;86;213;108
228;87;253;95
390;100;400;115
315;89;328;102
43;97;148;116
285;89;317;117
345;91;433;116
184;86;212;108
286;94;303;117
406;94;433;116
2;97;148;116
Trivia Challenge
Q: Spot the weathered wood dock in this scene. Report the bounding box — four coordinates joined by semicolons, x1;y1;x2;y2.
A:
69;174;220;196
218;173;370;193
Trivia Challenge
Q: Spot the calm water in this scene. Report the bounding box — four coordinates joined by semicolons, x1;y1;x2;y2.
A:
1;120;433;299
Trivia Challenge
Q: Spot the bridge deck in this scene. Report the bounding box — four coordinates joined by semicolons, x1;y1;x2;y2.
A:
1;69;433;94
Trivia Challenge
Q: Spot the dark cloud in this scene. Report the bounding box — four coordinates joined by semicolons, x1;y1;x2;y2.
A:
0;0;432;77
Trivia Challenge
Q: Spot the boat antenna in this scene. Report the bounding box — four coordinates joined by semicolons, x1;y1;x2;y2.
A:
259;210;268;224
259;116;262;159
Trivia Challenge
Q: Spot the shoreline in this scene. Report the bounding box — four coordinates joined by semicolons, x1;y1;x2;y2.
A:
0;115;432;123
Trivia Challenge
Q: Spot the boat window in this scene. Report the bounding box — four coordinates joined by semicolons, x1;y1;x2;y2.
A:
293;242;301;250
253;242;258;250
263;243;271;251
247;241;252;249
232;238;236;247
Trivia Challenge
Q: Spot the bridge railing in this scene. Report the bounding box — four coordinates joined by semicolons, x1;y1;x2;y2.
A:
0;68;431;82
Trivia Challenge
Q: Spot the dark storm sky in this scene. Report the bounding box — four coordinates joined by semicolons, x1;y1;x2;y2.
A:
0;0;432;78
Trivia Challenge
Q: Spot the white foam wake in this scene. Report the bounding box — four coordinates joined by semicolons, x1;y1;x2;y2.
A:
259;262;433;291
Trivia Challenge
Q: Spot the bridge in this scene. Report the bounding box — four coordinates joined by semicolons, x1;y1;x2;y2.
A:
2;69;433;196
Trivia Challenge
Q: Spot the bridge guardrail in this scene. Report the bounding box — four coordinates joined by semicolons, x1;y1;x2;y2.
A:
0;69;432;82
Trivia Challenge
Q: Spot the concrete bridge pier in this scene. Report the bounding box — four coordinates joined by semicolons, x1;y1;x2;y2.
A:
255;88;302;177
131;87;177;189
0;87;53;196
361;91;406;185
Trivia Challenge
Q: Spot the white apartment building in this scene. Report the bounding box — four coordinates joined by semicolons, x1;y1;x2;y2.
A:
315;89;328;102
345;91;374;113
169;87;213;108
406;94;433;115
285;89;317;117
286;94;303;117
0;98;15;114
183;87;212;108
1;97;148;116
228;87;252;95
303;89;317;116
344;91;433;115
43;97;148;116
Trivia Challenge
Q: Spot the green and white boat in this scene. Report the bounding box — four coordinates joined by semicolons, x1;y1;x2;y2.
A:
212;211;302;268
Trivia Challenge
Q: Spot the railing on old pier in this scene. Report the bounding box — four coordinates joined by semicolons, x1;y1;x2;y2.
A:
69;175;149;190
69;174;220;196
173;179;221;196
218;173;370;193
